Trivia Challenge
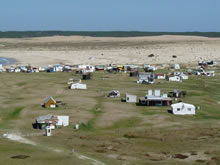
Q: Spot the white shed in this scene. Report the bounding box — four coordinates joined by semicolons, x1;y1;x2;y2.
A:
69;83;87;89
171;102;196;115
57;116;69;126
126;93;137;103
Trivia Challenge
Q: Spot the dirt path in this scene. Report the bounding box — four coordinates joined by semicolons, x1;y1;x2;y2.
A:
3;133;105;165
74;152;105;165
3;133;36;146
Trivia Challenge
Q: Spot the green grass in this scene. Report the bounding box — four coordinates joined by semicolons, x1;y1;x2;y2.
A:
16;82;27;86
8;107;23;119
0;70;220;164
112;117;142;128
80;96;105;131
79;120;95;131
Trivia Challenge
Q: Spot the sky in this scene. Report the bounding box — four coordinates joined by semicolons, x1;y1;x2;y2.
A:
0;0;219;32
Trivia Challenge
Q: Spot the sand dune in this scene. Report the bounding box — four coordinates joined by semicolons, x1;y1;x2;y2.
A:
0;35;219;66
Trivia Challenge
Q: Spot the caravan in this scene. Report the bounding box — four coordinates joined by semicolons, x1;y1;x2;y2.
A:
69;83;87;89
171;102;196;115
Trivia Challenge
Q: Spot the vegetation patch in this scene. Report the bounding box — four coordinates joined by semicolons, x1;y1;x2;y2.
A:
79;120;95;131
123;133;139;139
7;107;23;120
112;117;142;128
16;82;27;86
172;154;188;159
11;155;30;159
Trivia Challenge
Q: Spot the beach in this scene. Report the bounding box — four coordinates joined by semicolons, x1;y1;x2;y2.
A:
0;35;219;67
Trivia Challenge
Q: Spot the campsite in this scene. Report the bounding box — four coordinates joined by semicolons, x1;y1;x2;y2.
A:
0;64;220;165
1;0;220;164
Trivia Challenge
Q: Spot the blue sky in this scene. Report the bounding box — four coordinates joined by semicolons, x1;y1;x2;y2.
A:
0;0;219;31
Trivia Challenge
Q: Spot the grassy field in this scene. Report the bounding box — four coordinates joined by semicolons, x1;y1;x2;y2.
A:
0;67;220;165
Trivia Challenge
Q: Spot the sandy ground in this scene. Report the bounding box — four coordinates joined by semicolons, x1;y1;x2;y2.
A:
0;35;219;67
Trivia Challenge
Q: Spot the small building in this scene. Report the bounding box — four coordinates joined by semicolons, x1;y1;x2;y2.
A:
173;72;181;76
63;65;73;72
35;114;69;129
105;66;113;72
126;93;137;103
144;64;157;72
32;67;39;72
19;66;28;72
130;71;139;77
171;102;196;115
47;68;55;73
123;65;139;72
67;78;81;85
168;89;187;98
137;72;155;84
207;60;217;66
0;64;5;72
45;126;52;136
139;89;172;106
180;74;188;80
108;90;120;98
53;64;63;72
57;116;69;126
205;71;215;77
14;68;21;73
79;65;95;73
82;73;91;80
44;96;56;108
199;60;217;66
156;74;166;79
173;64;180;70
116;65;124;72
173;72;188;80
69;83;87;89
95;65;105;71
35;114;58;129
39;66;49;72
169;76;182;82
6;67;15;73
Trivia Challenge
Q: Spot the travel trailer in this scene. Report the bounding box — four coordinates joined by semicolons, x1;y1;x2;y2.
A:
171;102;196;115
